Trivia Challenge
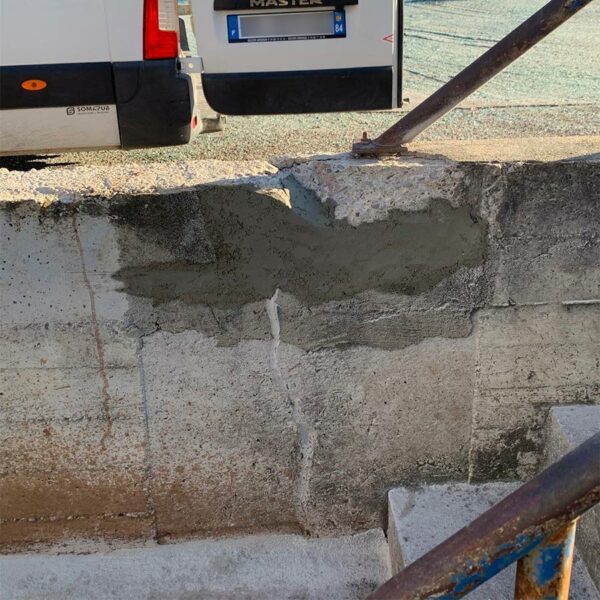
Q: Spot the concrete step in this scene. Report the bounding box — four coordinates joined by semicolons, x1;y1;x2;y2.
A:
0;530;390;600
388;483;599;600
546;404;600;461
546;404;600;589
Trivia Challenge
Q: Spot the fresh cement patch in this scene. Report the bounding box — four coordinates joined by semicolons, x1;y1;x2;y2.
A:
111;186;487;309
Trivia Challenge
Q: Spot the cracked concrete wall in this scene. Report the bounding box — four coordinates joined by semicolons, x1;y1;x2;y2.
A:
0;157;598;550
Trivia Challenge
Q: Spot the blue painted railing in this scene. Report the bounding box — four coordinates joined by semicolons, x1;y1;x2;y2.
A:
368;432;600;599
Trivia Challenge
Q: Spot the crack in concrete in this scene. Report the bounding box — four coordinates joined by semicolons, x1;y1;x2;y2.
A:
267;289;317;533
71;213;113;449
467;308;483;484
208;306;226;334
136;336;159;540
0;511;149;525
563;299;600;306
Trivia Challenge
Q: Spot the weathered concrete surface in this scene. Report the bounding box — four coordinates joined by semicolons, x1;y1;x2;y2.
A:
491;163;600;305
142;332;300;539
0;159;279;204
388;484;599;600
0;529;391;600
1;156;598;549
547;406;600;588
278;337;476;534
411;137;600;163
470;303;600;481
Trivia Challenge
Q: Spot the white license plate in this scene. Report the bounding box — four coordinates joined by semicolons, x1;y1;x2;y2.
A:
227;10;346;43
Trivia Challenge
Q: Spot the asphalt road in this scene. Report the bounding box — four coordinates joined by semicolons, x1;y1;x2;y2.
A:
1;0;598;169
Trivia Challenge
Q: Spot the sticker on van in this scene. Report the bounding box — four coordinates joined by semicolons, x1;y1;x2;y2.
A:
66;105;112;116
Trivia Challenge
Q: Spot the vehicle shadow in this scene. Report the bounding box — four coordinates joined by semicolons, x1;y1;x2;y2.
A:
0;155;77;172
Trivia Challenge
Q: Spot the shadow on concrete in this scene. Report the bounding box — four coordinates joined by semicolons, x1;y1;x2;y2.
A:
558;152;600;163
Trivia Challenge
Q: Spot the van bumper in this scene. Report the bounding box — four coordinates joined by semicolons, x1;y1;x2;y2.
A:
113;59;193;150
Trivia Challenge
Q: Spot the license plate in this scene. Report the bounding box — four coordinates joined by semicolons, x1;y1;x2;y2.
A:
227;9;346;43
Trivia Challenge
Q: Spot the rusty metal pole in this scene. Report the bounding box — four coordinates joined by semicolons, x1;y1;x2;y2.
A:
514;521;577;600
353;0;594;156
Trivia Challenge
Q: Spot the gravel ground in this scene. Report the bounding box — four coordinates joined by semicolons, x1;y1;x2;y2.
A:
402;0;599;105
12;104;594;168
1;0;598;169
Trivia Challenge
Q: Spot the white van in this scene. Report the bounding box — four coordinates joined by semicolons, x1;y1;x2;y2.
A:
0;0;402;156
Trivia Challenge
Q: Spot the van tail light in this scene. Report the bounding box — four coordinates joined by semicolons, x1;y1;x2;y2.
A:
144;0;179;60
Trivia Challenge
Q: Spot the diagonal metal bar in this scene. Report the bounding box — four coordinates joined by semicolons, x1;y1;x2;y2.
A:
366;432;600;600
353;0;595;156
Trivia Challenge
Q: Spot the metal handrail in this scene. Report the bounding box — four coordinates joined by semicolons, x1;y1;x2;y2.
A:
353;0;595;156
368;433;600;599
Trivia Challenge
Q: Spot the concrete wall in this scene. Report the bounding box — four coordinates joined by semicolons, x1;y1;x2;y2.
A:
1;157;598;550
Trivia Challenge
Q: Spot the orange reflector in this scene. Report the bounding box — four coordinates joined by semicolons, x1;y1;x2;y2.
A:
21;79;47;92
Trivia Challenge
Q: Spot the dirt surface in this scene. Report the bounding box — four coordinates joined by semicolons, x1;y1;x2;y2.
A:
0;0;598;170
410;136;600;163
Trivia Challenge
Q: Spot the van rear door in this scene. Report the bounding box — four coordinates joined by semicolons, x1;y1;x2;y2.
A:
192;0;401;115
